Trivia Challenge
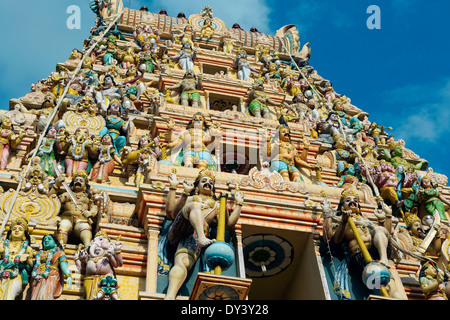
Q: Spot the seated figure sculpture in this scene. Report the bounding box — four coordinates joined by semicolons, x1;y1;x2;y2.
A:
163;169;244;300
265;125;312;182
247;80;284;119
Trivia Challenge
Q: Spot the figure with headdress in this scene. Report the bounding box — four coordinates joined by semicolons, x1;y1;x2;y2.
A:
90;133;124;184
74;230;123;300
98;35;119;66
30;234;72;300
57;126;97;178
0;117;26;170
95;73;123;116
0;217;34;300
234;50;260;82
247;79;283;119
30;126;57;176
200;17;215;41
50;171;98;247
99;99;130;156
415;175;450;221
165;112;220;170
322;190;403;299
163;169;244;299
166;70;203;108
264;124;312;182
170;41;197;71
382;140;428;172
419;260;448;300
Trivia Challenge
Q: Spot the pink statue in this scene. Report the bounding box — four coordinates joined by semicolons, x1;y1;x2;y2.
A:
74;231;123;300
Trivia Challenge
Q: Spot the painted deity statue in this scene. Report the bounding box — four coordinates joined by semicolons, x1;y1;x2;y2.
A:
90;133;124;183
170;41;197;71
164;169;244;300
265;125;312;182
33;126;57;176
234;50;260;81
419;261;448;300
322;189;403;299
166;70;203;107
382;141;428;172
200;18;215;40
74;231;123;300
247;80;283;118
57;126;97;178
122;134;158;186
0;218;34;300
99;99;130;156
0;117;26;170
99;35;119;66
164;112;221;170
30;234;72;300
95;73;123;116
50;171;99;247
415;176;450;221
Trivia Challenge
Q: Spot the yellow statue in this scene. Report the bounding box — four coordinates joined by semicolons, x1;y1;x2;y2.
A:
0;217;34;300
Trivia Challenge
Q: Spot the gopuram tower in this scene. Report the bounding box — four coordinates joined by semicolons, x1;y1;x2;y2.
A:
0;1;449;301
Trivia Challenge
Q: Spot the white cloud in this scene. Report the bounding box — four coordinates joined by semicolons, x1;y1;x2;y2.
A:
383;77;450;145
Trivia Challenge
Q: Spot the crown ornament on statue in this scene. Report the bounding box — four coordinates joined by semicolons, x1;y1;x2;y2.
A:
10;217;29;231
196;169;216;184
339;188;360;202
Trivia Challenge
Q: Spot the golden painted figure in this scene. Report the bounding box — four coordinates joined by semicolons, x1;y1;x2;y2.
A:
50;171;99;247
30;234;72;300
200;18;215;40
165;112;221;170
0;218;34;300
164;169;244;299
265;125;312;182
0;117;26;170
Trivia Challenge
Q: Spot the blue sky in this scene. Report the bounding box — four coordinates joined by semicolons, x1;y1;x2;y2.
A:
1;0;449;184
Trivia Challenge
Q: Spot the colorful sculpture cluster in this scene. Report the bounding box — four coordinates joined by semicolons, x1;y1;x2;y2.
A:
0;1;447;301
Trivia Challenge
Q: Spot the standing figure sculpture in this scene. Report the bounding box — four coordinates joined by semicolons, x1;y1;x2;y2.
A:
30;234;73;300
0;117;26;170
322;190;403;299
265;125;312;182
164;169;244;300
50;171;99;247
164;112;221;170
0;218;34;300
234;50;259;81
74;231;123;300
170;42;197;71
99;99;130;156
166;70;203;108
90;133;124;183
